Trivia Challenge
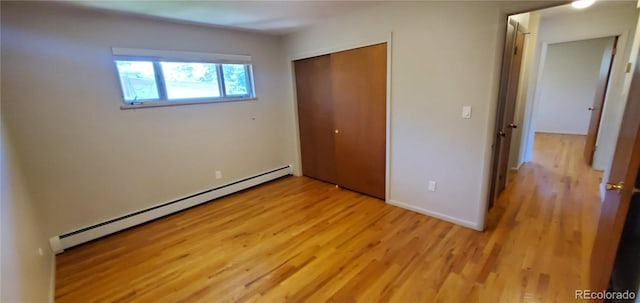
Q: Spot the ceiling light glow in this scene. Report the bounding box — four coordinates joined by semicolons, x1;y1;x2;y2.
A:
572;0;595;9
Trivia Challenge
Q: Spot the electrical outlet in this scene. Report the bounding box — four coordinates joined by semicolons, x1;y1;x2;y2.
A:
428;181;437;192
215;171;222;180
38;248;44;256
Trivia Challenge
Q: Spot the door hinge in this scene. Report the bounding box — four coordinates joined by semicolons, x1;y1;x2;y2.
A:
514;46;518;55
612;47;617;56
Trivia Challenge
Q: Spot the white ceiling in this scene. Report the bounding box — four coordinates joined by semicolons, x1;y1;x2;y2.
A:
60;1;384;35
58;0;636;35
538;0;636;18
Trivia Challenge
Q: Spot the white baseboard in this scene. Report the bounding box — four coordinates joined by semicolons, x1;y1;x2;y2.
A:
510;161;523;171
387;200;482;231
50;165;292;253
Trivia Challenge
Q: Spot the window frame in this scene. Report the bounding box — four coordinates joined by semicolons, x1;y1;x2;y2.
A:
113;54;256;110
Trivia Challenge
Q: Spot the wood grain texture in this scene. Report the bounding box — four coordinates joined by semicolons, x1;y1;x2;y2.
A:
55;134;601;302
331;43;387;199
294;55;337;184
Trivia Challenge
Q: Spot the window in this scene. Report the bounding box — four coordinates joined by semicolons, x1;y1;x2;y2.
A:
115;61;160;102
112;48;255;109
160;62;221;100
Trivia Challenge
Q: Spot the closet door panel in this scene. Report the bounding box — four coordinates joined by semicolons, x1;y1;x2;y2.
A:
331;43;387;199
294;55;337;183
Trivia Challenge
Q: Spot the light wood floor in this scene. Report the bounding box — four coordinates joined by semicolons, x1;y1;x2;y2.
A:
55;133;602;302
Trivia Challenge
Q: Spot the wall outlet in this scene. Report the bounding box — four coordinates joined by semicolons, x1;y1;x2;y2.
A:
38;248;44;256
428;181;437;192
215;171;222;179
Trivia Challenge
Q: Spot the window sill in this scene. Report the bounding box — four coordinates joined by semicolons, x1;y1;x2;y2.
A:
120;97;257;110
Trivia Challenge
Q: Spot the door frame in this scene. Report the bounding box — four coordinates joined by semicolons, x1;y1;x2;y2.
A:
288;32;393;202
516;31;630;175
483;12;632;227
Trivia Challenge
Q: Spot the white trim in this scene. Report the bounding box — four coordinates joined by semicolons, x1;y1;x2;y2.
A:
388;200;483;231
522;42;549;163
120;97;257;110
50;166;292;252
288;61;303;177
385;32;393;202
112;47;252;63
288;33;393;202
48;237;63;254
49;253;56;303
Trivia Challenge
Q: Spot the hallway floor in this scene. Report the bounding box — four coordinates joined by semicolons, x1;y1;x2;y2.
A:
55;133;602;302
483;133;602;302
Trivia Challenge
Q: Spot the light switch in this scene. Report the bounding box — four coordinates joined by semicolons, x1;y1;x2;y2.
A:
462;106;472;119
428;181;437;192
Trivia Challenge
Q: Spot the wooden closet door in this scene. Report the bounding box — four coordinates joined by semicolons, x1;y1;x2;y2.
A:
294;55;337;183
331;43;387;199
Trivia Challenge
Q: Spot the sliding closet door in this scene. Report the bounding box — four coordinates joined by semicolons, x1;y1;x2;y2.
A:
294;55;337;183
331;43;387;199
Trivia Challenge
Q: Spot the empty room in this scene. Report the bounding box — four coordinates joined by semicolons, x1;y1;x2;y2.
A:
2;1;640;302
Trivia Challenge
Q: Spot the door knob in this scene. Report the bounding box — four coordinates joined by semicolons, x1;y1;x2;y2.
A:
508;123;518;129
498;131;506;137
588;107;595;111
606;182;624;192
335;129;339;134
606;182;640;195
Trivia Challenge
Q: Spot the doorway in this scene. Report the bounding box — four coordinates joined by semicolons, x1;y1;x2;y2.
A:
526;37;617;180
487;1;639;299
487;4;631;208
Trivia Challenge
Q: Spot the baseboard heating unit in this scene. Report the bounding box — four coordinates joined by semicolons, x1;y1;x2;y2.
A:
49;165;293;253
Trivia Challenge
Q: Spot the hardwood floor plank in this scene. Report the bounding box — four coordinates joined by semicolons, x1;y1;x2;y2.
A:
55;133;601;302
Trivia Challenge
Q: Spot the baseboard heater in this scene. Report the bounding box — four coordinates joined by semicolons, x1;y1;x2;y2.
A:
49;165;293;254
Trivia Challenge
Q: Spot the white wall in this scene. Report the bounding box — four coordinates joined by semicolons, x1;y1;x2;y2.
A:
520;3;639;172
535;37;614;135
1;2;295;237
1;118;54;301
284;2;559;230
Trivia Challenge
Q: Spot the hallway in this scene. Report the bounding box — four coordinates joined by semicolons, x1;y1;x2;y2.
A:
486;133;602;301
